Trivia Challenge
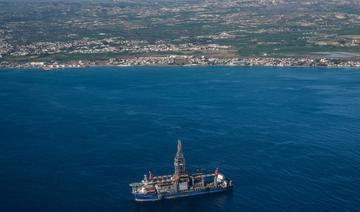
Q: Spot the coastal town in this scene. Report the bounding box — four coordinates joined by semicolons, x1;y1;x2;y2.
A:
2;55;360;70
1;32;359;70
1;0;360;70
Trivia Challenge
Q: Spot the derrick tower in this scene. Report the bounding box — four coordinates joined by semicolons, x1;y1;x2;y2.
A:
174;139;186;177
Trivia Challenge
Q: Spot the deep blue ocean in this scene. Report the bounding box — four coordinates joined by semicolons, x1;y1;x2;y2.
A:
0;66;360;211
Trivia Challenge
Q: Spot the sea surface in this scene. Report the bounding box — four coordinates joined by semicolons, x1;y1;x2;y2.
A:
0;66;360;211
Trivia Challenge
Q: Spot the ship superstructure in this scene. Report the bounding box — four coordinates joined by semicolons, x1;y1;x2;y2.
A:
129;140;233;201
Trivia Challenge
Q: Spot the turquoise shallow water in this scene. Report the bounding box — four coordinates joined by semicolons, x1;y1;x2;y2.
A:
0;66;360;211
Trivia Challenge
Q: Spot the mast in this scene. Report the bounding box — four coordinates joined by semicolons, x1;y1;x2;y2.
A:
174;139;186;177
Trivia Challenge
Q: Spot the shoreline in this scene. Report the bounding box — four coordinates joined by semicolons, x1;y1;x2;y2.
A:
1;56;360;71
1;63;360;71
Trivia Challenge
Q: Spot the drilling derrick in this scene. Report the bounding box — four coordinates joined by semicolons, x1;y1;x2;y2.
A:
174;139;186;177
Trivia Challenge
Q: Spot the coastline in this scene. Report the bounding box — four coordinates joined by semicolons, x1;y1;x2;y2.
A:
1;63;360;72
1;56;360;71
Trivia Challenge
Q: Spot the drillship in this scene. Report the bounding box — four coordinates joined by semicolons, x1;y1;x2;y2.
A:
129;140;233;202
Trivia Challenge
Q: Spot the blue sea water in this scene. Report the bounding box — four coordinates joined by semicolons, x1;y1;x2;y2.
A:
0;66;360;211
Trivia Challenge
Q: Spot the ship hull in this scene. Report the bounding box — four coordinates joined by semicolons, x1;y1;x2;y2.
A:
133;186;233;202
133;193;159;202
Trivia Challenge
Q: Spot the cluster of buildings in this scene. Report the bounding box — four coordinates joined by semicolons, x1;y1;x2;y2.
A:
1;36;233;57
0;55;240;70
0;30;12;58
2;56;360;70
5;38;140;56
1;0;360;71
244;57;360;68
109;56;239;66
